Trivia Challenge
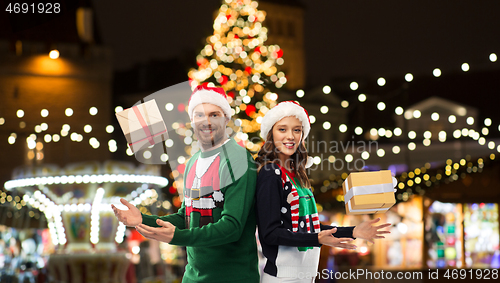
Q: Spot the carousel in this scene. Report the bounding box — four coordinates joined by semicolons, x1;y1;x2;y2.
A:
4;160;168;283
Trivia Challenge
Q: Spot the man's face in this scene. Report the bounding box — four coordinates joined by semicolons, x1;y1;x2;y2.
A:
192;103;227;150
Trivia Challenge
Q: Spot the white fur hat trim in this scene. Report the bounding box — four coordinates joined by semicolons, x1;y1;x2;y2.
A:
188;89;232;120
260;101;311;140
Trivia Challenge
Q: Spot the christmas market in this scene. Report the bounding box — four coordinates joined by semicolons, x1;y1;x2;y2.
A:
1;1;499;282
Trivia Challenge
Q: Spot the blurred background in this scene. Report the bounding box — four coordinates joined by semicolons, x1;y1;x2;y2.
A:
0;0;499;282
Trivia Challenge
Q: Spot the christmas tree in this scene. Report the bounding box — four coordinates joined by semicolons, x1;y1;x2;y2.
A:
188;0;286;152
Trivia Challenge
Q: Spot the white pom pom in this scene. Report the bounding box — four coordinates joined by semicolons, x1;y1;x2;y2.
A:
305;156;314;169
213;191;224;202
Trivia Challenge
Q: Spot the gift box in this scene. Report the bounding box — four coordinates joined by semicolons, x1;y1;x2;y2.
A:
342;170;396;215
116;99;168;153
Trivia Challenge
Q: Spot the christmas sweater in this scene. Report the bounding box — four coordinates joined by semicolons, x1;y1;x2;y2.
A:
142;138;259;283
256;163;355;278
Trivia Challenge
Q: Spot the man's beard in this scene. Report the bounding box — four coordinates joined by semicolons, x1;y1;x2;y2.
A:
194;121;226;150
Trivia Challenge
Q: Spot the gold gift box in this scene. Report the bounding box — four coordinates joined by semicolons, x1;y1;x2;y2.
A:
342;170;396;215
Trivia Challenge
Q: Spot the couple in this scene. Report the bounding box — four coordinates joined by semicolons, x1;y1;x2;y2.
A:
112;86;390;283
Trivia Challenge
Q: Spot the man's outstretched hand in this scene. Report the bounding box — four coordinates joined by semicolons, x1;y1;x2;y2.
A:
135;219;176;243
352;218;391;244
111;198;142;227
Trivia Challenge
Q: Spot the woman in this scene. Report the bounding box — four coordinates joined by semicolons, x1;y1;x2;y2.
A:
255;101;390;283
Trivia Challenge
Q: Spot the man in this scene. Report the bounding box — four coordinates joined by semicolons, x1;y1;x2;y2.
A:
112;85;259;283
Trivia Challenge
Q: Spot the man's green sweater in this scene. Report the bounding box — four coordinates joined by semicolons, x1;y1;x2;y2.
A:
142;138;259;283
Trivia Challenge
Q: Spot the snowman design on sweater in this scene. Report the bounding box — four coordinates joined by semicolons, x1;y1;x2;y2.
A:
184;152;225;228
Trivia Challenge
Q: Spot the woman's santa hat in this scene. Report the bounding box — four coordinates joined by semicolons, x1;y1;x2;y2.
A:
260;100;314;168
260;101;311;140
188;85;232;120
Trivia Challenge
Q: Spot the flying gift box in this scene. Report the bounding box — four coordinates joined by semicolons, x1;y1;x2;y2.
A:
342;170;397;215
116;99;168;153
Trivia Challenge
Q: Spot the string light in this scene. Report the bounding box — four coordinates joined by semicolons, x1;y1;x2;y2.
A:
350;82;359;91
433;68;441;77
323;85;331;94
354;127;363;135
338;124;346;132
89;107;98;116
323;121;332;130
466;117;474;125
4;173;168;190
165;103;174;111
358;94;366;102
490;53;497;62
405;73;413;82
377;77;386;86
377;102;386;111
395;107;404;115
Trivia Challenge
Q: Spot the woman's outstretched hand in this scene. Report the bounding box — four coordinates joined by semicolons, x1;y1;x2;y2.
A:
352;218;391;244
318;227;357;250
111;198;142;227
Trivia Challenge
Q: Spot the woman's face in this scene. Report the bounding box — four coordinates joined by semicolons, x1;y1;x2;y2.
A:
272;116;302;159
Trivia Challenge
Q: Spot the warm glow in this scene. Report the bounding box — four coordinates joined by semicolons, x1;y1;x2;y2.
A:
354;127;363;135
433;68;441;77
65;108;73;116
323;85;331;94
377;102;386;111
338;124;347;132
431;112;439;121
323;121;331;130
41;109;49;117
358;94;366;102
405;73;413;82
490;53;497;62
49;50;59;59
89;107;98;116
350;82;358;91
395;106;404;115
377;77;386;86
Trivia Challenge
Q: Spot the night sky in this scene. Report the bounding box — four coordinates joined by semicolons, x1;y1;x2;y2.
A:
2;0;499;116
92;0;500;79
90;0;500;121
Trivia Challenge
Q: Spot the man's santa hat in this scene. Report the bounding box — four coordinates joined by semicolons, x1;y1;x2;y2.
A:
188;85;232;120
260;101;311;140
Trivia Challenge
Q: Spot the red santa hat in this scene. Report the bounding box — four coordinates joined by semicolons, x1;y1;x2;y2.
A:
260;101;311;140
188;85;232;120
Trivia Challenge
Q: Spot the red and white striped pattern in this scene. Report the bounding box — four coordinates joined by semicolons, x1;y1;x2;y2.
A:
290;187;300;232
311;213;321;233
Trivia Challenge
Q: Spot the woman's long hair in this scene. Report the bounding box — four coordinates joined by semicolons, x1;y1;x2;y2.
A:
256;128;311;188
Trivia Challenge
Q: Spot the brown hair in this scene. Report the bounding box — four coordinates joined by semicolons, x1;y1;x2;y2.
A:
256;129;311;188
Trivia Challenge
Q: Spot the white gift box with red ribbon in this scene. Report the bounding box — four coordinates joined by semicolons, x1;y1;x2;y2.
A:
116;99;168;153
